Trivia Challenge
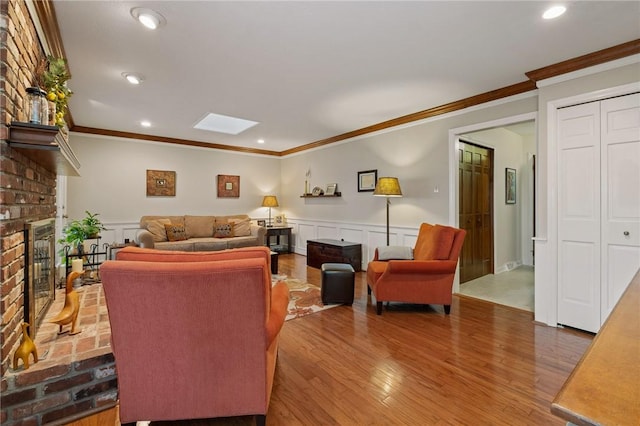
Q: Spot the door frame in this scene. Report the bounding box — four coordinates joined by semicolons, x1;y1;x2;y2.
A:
540;81;640;328
449;112;537;293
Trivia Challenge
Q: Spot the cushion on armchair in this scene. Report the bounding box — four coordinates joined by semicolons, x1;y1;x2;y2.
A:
413;224;456;260
377;245;414;260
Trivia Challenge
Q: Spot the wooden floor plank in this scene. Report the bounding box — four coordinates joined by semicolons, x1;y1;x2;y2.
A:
66;254;592;425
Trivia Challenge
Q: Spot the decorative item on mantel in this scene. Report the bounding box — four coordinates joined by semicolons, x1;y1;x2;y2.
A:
12;323;38;370
36;55;73;127
304;168;311;195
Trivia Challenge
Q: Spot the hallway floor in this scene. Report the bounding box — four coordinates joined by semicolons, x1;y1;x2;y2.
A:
457;265;534;311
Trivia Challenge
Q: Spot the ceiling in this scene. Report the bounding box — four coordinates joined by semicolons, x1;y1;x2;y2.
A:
52;1;640;154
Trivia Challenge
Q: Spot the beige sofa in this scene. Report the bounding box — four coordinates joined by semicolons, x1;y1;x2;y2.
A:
135;214;266;251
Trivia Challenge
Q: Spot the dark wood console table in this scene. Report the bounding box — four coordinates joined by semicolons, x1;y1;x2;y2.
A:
307;239;362;271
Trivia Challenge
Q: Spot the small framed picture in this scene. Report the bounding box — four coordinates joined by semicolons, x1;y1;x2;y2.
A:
326;183;337;196
506;168;516;204
358;170;377;192
217;174;240;198
257;219;266;227
274;215;285;226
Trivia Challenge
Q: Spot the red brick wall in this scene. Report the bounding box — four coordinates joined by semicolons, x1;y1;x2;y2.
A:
1;0;57;376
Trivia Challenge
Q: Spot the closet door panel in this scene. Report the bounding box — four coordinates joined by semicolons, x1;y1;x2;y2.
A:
601;93;640;319
557;102;601;333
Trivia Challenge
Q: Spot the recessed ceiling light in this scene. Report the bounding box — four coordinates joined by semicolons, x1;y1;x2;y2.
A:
194;112;259;135
543;5;566;20
140;120;151;127
130;7;166;30
122;72;144;85
257;139;265;144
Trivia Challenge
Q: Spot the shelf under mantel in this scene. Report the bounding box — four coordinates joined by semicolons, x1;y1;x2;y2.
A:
8;121;80;176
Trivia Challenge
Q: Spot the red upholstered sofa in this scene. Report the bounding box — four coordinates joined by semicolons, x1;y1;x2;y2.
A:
100;246;289;425
366;223;466;315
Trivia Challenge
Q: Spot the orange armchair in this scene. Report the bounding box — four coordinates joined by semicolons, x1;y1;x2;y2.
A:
366;223;466;315
100;247;289;425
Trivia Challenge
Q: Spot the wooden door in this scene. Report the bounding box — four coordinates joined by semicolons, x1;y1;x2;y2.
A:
459;141;494;283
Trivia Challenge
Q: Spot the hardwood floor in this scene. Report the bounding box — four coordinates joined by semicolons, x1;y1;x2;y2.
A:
68;253;592;426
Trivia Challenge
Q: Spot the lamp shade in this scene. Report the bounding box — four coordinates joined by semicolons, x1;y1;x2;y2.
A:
261;195;279;207
373;177;403;197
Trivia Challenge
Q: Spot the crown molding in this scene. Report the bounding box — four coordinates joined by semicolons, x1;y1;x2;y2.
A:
526;39;640;82
281;80;536;156
70;126;282;157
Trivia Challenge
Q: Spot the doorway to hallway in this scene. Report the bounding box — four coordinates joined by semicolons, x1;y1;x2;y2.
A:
458;141;494;283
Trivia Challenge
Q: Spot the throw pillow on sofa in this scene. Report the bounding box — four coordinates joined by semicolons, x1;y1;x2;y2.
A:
146;218;171;242
228;217;251;236
214;223;234;238
165;223;188;242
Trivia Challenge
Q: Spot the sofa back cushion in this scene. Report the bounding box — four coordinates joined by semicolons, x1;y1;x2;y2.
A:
145;218;171;242
413;223;456;260
228;217;252;236
185;215;215;238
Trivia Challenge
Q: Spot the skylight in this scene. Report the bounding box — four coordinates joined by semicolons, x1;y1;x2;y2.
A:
193;113;259;135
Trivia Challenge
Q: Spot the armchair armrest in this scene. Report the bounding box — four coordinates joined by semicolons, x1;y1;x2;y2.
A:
385;259;458;275
266;281;290;346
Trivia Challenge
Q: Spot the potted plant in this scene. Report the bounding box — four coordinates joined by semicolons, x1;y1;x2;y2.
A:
57;211;106;259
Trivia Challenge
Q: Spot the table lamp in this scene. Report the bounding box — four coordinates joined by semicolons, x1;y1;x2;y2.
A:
261;195;279;227
373;177;403;245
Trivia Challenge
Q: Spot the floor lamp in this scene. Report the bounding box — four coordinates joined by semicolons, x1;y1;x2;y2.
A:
373;177;403;245
261;195;279;227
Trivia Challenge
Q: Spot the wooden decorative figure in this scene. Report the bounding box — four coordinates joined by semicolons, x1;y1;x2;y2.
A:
49;271;83;335
13;323;38;370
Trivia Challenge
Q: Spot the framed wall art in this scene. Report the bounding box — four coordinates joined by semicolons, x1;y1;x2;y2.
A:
146;170;176;196
217;174;240;198
358;170;377;192
505;168;516;204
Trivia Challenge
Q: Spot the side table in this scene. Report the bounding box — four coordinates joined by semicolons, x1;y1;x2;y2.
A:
266;227;292;253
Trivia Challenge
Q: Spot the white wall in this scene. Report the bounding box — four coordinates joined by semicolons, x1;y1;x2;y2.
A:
65;134;281;242
280;96;538;227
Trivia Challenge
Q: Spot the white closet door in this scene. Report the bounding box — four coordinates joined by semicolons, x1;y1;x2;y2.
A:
601;93;640;321
557;102;601;333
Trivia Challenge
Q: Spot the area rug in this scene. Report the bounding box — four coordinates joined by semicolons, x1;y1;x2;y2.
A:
273;275;339;321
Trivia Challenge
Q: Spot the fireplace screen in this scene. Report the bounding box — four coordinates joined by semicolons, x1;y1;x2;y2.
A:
25;218;56;338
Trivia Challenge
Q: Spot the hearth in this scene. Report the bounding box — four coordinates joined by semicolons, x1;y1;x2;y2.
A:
24;218;56;338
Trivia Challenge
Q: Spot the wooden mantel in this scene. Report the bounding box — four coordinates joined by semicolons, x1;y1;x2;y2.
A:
551;269;640;425
8;121;80;176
